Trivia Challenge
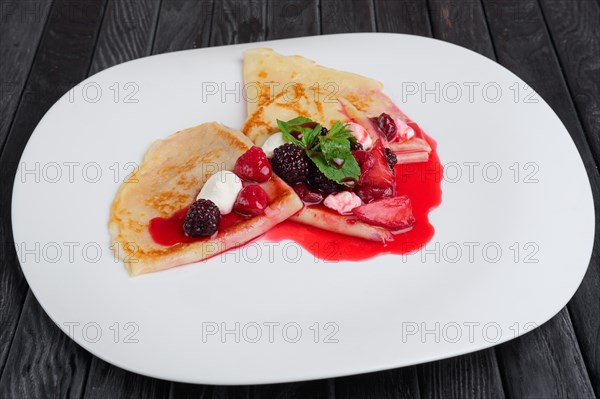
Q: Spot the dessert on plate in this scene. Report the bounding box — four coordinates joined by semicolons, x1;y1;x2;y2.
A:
110;49;442;275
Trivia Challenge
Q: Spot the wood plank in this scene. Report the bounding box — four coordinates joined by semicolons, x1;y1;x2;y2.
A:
427;0;495;58
209;0;267;46
418;351;504;399
0;0;52;374
538;1;600;393
496;309;595;398
374;0;432;36
253;381;333;399
84;358;170;399
321;0;375;33
0;0;52;151
89;0;162;75
480;0;599;396
0;0;107;391
0;293;91;398
152;0;214;53
336;369;420;399
266;0;320;39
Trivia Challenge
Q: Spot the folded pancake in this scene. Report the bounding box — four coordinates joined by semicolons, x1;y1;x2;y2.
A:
243;48;431;163
110;122;303;275
242;83;360;146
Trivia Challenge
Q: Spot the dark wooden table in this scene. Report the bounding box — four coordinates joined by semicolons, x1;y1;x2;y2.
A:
1;0;599;397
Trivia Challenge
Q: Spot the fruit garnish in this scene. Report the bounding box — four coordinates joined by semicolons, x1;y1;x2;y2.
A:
307;163;343;194
352;196;415;231
233;185;269;216
373;113;397;141
271;143;310;185
234;146;272;182
359;140;395;189
293;184;324;205
183;199;221;237
354;185;394;204
384;148;398;169
277;117;360;186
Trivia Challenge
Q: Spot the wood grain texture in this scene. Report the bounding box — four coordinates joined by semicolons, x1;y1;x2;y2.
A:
90;0;162;75
84;357;170;399
0;4;52;370
336;368;420;399
266;0;320;39
0;0;52;152
253;380;333;399
496;309;595;398
321;0;375;33
539;1;600;393
374;0;432;36
152;0;214;54
0;0;107;392
427;0;495;59
0;292;91;398
209;0;267;46
418;351;504;399
481;0;599;396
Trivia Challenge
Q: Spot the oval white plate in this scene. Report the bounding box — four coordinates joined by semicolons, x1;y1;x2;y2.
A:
12;33;594;384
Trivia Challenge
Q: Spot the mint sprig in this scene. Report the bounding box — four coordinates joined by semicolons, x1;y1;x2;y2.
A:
277;117;361;185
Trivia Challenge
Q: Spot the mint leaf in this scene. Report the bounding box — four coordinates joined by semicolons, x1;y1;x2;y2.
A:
277;117;321;150
311;152;361;185
320;138;351;164
277;119;303;147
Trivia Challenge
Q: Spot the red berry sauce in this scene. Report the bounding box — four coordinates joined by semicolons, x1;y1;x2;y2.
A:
264;133;442;261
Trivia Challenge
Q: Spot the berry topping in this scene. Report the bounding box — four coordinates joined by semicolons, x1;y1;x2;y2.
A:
307;163;343;194
359;141;395;188
354;185;394;204
293;184;324;204
183;199;220;237
353;196;415;231
234;146;272;182
271;143;310;185
233;185;268;216
384;148;398;169
323;191;363;215
373;113;397;141
350;141;364;152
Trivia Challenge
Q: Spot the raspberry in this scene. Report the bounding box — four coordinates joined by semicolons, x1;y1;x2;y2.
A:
373;113;397;141
234;146;272;182
183;199;220;237
307;162;343;194
293;184;324;204
384;148;398;169
233;185;268;215
271;143;309;184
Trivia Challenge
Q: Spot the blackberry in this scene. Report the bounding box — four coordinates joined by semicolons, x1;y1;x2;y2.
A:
384;148;398;169
350;141;363;152
320;127;328;136
271;143;309;184
307;163;343;194
184;199;220;237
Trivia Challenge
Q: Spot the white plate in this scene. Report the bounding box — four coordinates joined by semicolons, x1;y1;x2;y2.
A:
12;33;594;384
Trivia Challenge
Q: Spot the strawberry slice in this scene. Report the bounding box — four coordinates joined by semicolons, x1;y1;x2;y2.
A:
352;195;415;231
360;140;395;188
